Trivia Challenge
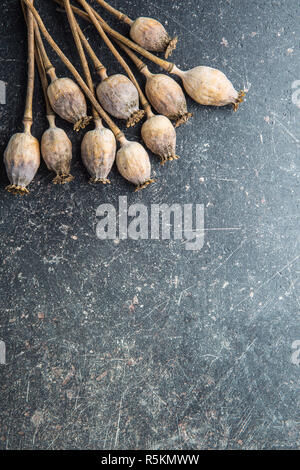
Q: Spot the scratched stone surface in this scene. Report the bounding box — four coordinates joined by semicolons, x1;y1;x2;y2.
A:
0;0;300;450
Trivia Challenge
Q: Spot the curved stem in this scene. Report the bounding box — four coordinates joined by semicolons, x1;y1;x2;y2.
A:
64;0;99;121
22;0;124;142
22;0;35;134
52;0;174;72
94;0;133;25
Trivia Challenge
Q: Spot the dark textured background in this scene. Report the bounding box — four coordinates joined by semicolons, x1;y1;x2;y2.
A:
0;0;300;450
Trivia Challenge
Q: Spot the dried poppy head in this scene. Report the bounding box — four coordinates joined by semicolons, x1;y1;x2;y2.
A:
47;77;92;130
4;132;40;195
81;118;116;184
173;66;245;110
96;74;144;127
141;114;179;165
41;115;73;184
116;139;155;191
130;17;177;58
144;69;192;127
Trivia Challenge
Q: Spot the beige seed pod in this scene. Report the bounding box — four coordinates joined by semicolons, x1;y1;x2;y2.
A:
71;10;145;128
144;69;192;127
91;1;177;57
81;118;116;184
47;77;91;131
53;2;245;111
4;132;40;195
41;115;73;184
34;23;74;185
116;139;155;191
96;74;143;127
5;0;40;195
63;2;245;111
173;66;245;110
130;17;177;58
141;114;179;165
62;0;117;185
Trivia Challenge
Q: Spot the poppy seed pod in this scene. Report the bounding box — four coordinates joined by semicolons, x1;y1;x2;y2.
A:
96;74;144;127
130;17;177;58
144;71;192;127
81;119;116;184
47;77;91;131
4;132;40;195
116;139;154;191
41;116;73;184
141;114;179;165
173;66;245;110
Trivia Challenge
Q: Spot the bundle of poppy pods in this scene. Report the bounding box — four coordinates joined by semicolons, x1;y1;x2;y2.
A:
4;0;245;195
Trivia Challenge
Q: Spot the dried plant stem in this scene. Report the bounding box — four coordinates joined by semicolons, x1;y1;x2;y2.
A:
21;0;54;116
22;0;35;134
116;38;149;75
94;0;133;25
76;0;145;126
31;15;57;82
64;0;99;121
22;0;125;144
35;45;54;117
52;0;174;72
75;23;107;80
